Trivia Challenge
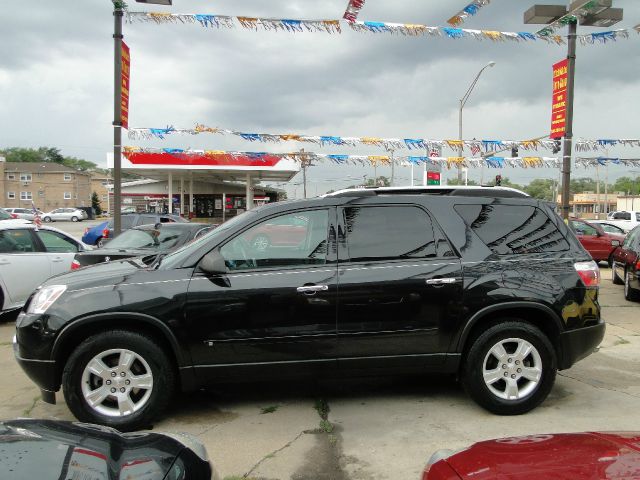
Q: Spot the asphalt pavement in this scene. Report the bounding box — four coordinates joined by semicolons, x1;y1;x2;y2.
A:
1;250;639;479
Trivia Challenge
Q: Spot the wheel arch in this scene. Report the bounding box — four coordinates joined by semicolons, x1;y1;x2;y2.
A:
456;302;564;360
51;312;191;388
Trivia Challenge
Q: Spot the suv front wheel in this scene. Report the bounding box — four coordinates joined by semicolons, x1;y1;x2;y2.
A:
462;321;556;415
62;330;175;431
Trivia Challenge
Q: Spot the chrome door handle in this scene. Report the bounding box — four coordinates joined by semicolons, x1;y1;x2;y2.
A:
296;285;329;293
0;260;10;266
51;257;64;263
426;277;460;285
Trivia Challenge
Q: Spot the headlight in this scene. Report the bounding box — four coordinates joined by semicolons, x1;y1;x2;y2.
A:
26;285;67;314
611;240;620;247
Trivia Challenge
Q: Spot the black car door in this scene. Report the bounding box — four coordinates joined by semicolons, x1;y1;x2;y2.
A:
184;207;339;382
335;204;463;370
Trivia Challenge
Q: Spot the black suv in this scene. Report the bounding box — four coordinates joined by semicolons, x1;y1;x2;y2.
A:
14;186;604;430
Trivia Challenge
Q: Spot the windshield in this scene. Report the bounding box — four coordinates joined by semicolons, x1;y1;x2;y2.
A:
0;209;11;220
104;228;185;251
159;210;257;269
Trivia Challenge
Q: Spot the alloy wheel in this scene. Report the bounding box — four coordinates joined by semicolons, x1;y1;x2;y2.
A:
81;348;153;418
482;338;542;401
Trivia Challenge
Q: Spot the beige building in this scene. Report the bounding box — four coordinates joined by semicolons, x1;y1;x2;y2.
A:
90;173;111;213
0;160;92;211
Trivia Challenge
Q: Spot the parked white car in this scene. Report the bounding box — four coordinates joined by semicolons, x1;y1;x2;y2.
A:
605;210;640;233
0;221;91;312
2;207;45;221
42;208;88;223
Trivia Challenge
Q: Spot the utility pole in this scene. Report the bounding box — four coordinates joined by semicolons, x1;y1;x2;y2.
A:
390;149;395;186
300;148;307;199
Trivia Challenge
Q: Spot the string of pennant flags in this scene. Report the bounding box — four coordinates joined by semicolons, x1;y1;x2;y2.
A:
575;157;640;167
125;12;640;45
447;0;491;27
127;126;640;153
342;0;366;22
122;146;561;169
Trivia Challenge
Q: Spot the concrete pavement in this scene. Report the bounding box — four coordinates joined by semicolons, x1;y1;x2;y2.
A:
1;268;639;480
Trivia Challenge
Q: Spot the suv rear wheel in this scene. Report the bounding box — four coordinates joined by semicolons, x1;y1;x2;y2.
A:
62;330;175;431
462;321;556;415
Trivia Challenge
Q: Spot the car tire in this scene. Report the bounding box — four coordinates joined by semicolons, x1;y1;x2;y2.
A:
607;254;614;268
43;217;52;223
95;237;103;247
624;269;640;302
462;321;556;415
62;330;176;431
71;216;79;222
251;234;270;252
612;263;624;285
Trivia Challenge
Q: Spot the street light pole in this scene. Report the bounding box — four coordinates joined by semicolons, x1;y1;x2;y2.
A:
458;61;496;182
113;2;123;234
524;1;623;220
113;0;173;234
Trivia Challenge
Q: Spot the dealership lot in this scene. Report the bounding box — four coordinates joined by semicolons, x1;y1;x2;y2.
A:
0;255;638;479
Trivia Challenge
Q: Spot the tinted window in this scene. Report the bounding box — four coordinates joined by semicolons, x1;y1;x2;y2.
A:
344;206;438;261
221;210;329;270
106;228;184;251
36;230;79;253
636;213;640;222
571;220;597;236
613;211;631;220
0;230;37;253
455;204;570;255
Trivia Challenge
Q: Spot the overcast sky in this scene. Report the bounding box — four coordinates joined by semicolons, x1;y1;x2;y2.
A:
1;0;638;197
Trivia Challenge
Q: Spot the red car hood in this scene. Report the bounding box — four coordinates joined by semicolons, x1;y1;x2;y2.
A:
444;432;640;480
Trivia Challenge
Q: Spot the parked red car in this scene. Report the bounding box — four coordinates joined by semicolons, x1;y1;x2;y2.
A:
422;432;640;479
570;218;624;266
611;225;640;301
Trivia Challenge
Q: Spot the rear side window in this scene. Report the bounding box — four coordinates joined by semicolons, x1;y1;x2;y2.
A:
454;204;570;255
613;211;631;220
343;206;445;261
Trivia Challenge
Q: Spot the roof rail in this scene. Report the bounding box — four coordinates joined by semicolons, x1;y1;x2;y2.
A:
325;185;529;199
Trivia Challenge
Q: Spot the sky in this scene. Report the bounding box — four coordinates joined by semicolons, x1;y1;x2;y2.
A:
0;0;639;198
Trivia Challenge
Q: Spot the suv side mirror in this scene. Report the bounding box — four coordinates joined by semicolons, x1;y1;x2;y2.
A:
200;249;227;274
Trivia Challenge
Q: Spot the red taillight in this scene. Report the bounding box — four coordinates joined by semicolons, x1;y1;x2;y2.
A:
574;260;600;287
10;213;17;219
636;260;640;272
102;228;109;238
71;260;81;270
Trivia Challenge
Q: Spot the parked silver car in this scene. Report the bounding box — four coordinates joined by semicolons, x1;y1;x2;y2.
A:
0;220;91;312
42;208;88;222
2;207;45;221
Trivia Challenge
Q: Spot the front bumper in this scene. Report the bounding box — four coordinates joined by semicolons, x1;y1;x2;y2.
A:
558;320;606;370
13;335;58;402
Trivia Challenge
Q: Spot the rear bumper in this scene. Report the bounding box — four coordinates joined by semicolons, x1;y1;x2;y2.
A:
558;320;606;370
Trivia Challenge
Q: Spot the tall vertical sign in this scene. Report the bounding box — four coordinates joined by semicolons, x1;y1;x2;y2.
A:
121;42;131;129
550;59;568;139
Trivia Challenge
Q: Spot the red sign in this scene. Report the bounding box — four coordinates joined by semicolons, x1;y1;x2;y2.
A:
550;58;568;139
426;171;440;185
121;41;130;129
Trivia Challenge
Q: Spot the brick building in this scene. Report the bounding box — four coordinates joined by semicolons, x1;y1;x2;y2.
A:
0;159;92;211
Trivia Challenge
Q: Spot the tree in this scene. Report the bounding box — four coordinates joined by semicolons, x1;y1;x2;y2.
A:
446;178;479;186
0;147;97;170
611;176;640;196
91;192;102;216
365;175;391;187
524;178;556;201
